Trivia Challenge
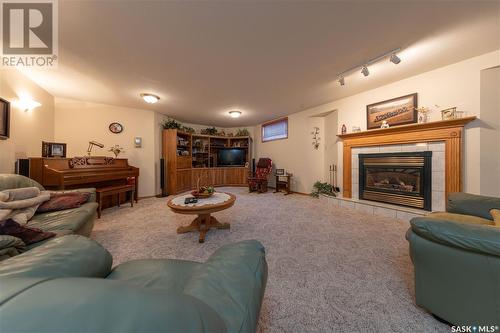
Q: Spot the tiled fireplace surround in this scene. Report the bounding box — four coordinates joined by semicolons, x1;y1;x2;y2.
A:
323;117;477;222
321;141;445;222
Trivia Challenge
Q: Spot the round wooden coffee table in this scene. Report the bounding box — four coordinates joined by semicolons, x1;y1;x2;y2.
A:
167;192;236;243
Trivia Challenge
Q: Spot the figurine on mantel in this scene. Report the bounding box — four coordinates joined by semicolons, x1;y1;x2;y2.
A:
341;124;347;134
380;120;390;129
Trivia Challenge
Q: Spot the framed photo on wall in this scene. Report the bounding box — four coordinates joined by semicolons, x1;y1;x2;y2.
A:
366;93;418;129
42;141;67;158
0;97;10;140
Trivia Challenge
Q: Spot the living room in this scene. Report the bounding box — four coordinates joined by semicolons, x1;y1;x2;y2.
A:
1;1;500;332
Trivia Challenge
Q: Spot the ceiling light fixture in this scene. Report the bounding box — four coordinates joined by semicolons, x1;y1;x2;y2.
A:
361;65;370;77
390;53;401;64
140;93;160;104
229;110;242;118
336;47;401;86
338;76;345;86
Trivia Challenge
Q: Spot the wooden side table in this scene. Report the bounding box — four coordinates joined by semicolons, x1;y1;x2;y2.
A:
274;173;292;195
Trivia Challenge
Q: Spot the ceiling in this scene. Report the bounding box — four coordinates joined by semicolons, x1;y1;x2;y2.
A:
21;0;500;127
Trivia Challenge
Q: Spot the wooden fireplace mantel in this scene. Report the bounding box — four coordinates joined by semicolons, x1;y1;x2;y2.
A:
337;116;477;200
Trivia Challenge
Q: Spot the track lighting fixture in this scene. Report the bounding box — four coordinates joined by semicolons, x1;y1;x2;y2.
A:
361;65;369;77
338;76;345;86
390;53;401;64
335;47;401;86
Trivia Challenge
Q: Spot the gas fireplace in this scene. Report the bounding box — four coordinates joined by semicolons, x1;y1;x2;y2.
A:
359;152;432;211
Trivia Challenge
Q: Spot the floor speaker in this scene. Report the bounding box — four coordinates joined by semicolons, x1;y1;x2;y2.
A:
159;158;167;197
15;159;30;177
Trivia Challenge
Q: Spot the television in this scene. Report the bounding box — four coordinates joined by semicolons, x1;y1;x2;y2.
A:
217;148;246;166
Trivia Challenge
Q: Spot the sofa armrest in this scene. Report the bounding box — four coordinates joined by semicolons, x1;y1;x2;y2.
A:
51;187;97;203
183;240;268;333
447;192;500;220
0;235;111;278
410;216;500;257
0;278;227;333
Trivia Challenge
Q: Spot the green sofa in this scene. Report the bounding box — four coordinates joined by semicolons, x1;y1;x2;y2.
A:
0;235;268;333
0;174;97;254
407;192;500;326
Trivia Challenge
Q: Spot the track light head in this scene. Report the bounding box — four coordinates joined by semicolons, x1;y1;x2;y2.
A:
361;65;369;77
338;76;345;86
390;53;401;64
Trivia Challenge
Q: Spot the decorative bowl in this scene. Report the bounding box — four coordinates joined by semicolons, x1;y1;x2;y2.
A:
191;190;214;199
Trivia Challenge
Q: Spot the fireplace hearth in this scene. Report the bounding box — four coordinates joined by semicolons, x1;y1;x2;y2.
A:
359;152;432;211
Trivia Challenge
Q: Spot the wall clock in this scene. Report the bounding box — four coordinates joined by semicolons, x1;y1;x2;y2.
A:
109;122;123;134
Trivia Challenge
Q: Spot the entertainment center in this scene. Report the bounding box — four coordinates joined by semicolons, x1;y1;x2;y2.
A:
162;129;253;194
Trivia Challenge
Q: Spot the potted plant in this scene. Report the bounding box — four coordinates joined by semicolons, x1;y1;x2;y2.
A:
310;181;336;198
236;128;250;137
162;118;182;130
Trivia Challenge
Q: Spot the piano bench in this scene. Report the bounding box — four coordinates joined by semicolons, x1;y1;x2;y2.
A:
96;185;135;219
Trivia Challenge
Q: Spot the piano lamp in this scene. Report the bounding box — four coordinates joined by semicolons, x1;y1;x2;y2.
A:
87;141;104;156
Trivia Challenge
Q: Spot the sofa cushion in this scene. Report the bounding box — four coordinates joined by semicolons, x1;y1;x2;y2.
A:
427;212;493;226
0;235;112;279
0;278;227;333
410;217;500;257
447;192;500;220
0;219;55;245
490;209;500;226
107;259;201;292
0;174;44;191
37;192;91;213
0;235;25;260
30;202;97;234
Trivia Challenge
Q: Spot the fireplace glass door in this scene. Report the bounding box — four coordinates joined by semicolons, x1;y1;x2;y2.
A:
359;152;432;211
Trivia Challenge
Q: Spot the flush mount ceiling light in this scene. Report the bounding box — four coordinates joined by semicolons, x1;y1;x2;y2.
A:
336;47;401;86
140;93;160;104
361;65;370;77
229;110;242;118
390;53;401;64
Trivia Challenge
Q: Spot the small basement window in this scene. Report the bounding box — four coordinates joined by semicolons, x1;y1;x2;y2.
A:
262;117;288;142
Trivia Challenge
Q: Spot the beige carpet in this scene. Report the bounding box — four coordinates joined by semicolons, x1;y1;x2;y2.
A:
91;187;448;333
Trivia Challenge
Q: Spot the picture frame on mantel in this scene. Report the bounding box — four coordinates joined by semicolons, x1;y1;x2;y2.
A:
366;93;418;129
0;97;10;140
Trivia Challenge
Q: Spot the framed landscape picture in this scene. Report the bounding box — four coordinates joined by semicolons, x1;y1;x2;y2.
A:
0;97;10;140
366;93;418;129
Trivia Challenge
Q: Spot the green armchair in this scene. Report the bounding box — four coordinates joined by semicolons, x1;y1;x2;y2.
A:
407;192;500;326
0;235;268;333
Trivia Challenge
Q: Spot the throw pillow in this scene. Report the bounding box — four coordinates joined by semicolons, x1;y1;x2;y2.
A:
490;209;500;226
37;192;90;213
0;219;55;245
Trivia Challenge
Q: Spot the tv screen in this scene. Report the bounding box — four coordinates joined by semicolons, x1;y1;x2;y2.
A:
217;148;246;166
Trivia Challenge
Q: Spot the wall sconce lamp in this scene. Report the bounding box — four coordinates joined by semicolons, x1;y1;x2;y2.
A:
15;98;41;112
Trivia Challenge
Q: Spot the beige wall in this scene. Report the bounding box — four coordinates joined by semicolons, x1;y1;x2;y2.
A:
254;50;500;195
254;112;325;193
54;98;156;197
480;66;500;196
0;69;55;173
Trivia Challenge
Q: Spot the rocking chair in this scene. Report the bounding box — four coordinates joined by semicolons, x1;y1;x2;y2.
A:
248;158;272;193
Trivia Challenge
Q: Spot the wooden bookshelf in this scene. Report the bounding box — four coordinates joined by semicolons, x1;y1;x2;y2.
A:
162;129;253;195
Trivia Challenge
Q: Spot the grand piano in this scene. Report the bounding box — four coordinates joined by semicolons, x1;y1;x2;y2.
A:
28;156;139;204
